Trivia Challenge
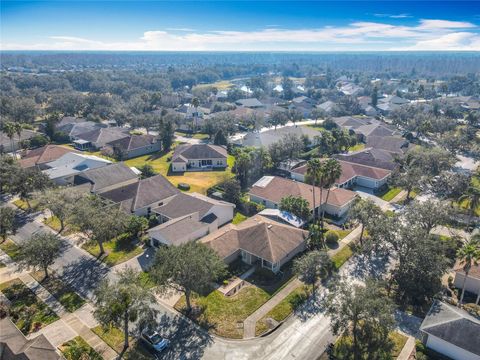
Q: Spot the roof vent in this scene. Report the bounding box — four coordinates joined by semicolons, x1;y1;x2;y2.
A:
267;224;273;229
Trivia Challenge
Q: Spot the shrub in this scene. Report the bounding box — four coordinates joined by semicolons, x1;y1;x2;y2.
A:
463;303;480;318
0;303;10;319
325;230;339;245
178;183;190;191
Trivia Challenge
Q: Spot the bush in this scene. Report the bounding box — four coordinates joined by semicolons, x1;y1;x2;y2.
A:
0;303;10;319
463;303;480;317
178;183;190;191
325;230;339;245
241;200;265;216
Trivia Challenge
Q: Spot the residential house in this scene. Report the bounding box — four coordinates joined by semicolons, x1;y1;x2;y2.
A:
0;318;60;360
235;98;264;109
152;192;234;227
99;174;180;216
333;148;398;171
72;127;130;150
366;136;410;155
236;126;322;148
354;123;399;142
291;160;391;191
453;262;480;304
104;134;161;159
171;144;228;172
0;129;39;153
201;215;308;273
42;152;111;185
420;300;480;360
333;116;379;131
377;95;410;115
72;162;139;194
249;176;357;218
317;100;336;114
19;145;78;169
149;192;235;247
290;96;317;117
55;117;105;141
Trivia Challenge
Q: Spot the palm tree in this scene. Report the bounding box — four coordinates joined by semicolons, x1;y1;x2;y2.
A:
306;158;323;221
456;238;480;306
459;186;480;225
191;97;200;130
3;122;16;156
320;159;342;230
14;123;23;155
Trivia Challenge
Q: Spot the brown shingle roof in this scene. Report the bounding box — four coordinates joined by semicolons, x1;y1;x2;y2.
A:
201;215;308;263
249;176;357;209
292;160;391;185
19;145;78;168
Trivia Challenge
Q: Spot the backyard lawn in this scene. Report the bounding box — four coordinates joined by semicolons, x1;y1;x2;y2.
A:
81;234;143;267
175;286;271;339
0;239;21;261
125;150;235;194
255;285;310;336
0;279;59;335
30;270;85;312
60;336;102;360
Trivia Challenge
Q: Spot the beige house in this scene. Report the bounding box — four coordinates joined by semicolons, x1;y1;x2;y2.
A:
201;215;308;273
171;144;227;172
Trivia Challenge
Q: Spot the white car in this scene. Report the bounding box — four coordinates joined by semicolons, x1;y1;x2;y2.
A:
141;331;170;353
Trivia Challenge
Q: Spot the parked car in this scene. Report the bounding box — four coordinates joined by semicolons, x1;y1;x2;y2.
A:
141;331;170;353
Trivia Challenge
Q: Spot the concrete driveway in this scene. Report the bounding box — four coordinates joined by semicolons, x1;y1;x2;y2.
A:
354;187;395;212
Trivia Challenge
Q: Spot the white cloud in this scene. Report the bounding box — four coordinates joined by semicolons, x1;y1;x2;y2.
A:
373;13;412;19
2;19;479;51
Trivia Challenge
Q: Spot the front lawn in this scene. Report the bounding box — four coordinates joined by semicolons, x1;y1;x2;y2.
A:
378;187;403;202
60;336;102;360
30;270;85;312
0;279;59;335
255;285;310;336
81;234;143;267
92;325;131;354
232;212;247;225
43;216;78;236
175;285;271;339
331;244;354;270
347;143;366;152
125;150;235;194
336;228;353;239
12;199;39;211
0;239;21;261
333;331;408;359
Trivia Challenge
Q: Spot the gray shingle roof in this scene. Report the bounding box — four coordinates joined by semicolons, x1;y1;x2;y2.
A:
172;144;227;162
107;134;158;152
236;98;264;108
421;300;480;356
366;136;409;155
75;127;129;147
74;162;138;192
334;148;397;170
153;192;214;219
148;213;209;246
100;174;180;212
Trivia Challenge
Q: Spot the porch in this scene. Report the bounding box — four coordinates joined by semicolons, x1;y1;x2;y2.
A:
240;249;281;273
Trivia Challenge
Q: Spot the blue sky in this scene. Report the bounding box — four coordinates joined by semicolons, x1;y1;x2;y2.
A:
1;1;480;51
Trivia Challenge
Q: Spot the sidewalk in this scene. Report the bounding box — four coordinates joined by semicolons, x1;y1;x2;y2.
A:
0;250;117;360
396;335;416;360
243;278;302;339
390;190;407;204
329;225;361;256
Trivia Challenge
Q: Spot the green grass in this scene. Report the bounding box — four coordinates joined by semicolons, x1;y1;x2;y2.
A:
331;244;354;270
30;271;85;312
305;124;325;131
390;331;408;357
175;131;210;140
60;336;102;360
255;285;310;336
124;149;235;194
333;331;408;359
0;279;59;335
43;216;78;236
232;212;248;225
175;286;271;339
336;229;353;239
12;199;39;211
92;325;131;354
347;143;366;152
379;187;403;202
138;271;156;289
81;234;143;267
193;80;234;90
0;239;21;261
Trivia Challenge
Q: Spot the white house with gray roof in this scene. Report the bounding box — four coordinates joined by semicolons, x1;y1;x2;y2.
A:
420;300;480;360
171;144;228;172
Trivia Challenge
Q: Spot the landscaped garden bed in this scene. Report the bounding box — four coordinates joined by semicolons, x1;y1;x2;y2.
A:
0;278;59;334
60;336;102;360
30;270;85;312
81;233;143;267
